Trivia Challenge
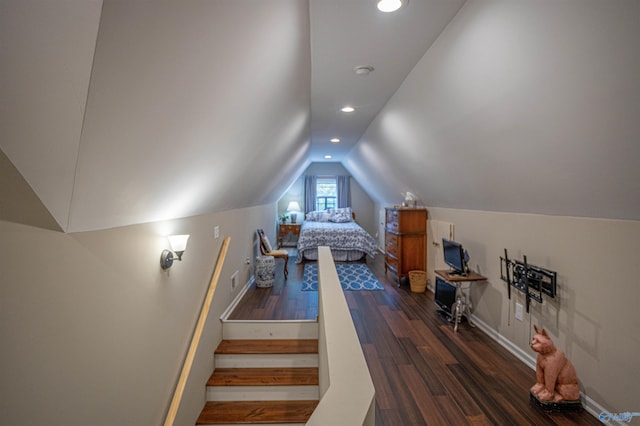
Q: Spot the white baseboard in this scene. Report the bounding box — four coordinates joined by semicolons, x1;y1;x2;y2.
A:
471;315;536;370
220;276;253;321
471;315;617;424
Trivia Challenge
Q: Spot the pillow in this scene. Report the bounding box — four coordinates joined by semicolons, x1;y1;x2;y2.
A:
328;207;353;222
258;229;273;253
318;211;332;222
329;212;352;223
328;207;353;223
262;235;273;253
328;207;351;215
305;210;322;221
305;210;331;222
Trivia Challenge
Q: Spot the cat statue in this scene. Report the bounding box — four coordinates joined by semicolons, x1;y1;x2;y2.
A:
530;325;580;402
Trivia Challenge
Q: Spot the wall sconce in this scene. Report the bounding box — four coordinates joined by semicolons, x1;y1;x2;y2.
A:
160;234;190;270
287;201;301;223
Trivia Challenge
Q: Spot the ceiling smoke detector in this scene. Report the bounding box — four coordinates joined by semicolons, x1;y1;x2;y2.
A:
354;65;374;76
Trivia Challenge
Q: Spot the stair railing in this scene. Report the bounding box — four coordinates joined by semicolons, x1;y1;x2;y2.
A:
164;236;231;426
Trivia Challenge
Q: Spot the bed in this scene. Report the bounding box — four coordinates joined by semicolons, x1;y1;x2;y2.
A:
295;208;378;263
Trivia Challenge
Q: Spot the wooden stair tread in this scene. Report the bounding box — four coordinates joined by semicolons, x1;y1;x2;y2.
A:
215;339;318;355
207;367;319;386
196;400;319;424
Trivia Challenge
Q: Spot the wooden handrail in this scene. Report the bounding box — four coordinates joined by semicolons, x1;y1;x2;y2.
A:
164;236;231;426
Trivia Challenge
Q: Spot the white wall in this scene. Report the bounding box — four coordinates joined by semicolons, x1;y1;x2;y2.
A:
423;207;640;414
358;0;640;415
279;162;377;238
0;0;101;230
0;204;275;426
1;0;311;233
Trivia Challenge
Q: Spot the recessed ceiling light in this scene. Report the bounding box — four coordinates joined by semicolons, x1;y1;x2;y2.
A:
330;138;340;143
377;0;406;13
341;106;355;113
324;155;333;159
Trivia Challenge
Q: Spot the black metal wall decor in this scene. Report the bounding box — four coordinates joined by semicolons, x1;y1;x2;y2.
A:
500;249;557;313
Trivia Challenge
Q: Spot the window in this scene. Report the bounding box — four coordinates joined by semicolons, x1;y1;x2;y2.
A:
316;178;336;211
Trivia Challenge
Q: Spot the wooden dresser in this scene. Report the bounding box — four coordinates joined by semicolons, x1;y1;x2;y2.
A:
278;223;301;248
384;207;428;284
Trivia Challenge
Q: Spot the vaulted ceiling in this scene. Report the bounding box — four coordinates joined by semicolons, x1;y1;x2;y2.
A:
2;0;639;233
2;0;313;232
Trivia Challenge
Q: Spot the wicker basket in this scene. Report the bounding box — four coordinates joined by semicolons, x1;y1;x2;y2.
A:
409;270;427;293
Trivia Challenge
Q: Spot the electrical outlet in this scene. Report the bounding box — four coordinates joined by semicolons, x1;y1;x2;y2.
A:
515;302;524;321
214;226;220;239
245;257;251;265
231;271;238;290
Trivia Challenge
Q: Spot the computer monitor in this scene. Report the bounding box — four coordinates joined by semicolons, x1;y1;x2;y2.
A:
442;238;467;275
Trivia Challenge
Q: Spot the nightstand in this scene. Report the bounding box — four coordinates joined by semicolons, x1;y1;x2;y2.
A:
278;223;301;248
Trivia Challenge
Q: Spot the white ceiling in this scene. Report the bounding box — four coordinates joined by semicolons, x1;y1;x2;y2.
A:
2;0;639;232
1;0;464;232
308;0;465;161
2;0;314;232
346;0;640;220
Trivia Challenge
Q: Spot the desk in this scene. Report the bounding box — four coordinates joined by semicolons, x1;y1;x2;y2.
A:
435;270;487;332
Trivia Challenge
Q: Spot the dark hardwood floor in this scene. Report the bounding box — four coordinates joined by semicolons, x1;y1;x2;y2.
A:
229;249;600;425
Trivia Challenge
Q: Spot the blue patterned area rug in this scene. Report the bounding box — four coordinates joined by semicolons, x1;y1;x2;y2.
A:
302;263;384;291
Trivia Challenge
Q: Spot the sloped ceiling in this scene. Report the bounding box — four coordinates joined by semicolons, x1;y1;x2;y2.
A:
307;0;466;161
2;0;639;233
0;0;102;231
0;149;61;231
346;0;640;221
1;0;311;232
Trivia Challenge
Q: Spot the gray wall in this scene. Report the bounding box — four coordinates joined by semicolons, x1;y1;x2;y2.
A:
0;204;275;426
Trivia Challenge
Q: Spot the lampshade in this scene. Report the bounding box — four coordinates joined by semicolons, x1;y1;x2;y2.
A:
286;201;301;212
161;234;190;269
168;234;189;253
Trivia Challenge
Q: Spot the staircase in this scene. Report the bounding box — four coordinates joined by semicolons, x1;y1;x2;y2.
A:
196;321;319;425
